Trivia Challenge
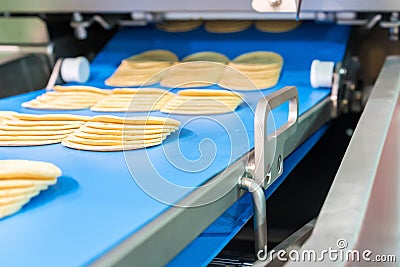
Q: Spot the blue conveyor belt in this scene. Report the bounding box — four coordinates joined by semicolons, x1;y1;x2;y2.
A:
0;22;349;266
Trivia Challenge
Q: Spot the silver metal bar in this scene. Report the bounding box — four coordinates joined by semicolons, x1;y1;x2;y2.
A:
253;219;316;266
239;177;267;257
286;56;400;266
0;0;399;13
254;86;299;188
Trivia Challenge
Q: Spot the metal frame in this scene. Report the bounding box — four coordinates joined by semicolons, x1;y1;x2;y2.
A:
92;87;334;267
0;0;399;12
254;86;298;188
286;56;400;266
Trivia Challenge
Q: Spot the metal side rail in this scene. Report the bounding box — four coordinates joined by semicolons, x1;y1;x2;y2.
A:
284;56;400;266
93;87;334;267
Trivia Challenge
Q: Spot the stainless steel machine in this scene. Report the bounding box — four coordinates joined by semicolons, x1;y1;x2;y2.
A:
0;1;399;266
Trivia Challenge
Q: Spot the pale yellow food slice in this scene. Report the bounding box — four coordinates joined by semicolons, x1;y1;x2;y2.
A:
223;64;281;77
64;136;165;146
0;191;41;205
176;95;242;101
90;106;159;112
219;78;279;90
111;88;173;95
84;122;177;131
126;50;178;62
112;67;167;76
94;98;168;104
205;20;252;33
79;126;174;135
121;59;172;67
0;134;68;141
91;115;181;126
53;85;110;95
160;63;226;88
61;139;162;152
164;101;241;109
227;62;282;71
0;111;17;121
232;51;283;65
105;78;159;87
37;95;104;101
73;131;169;141
218;73;280;89
36;93;106;99
12;113;91;121
4;120;84;127
174;82;216;88
177;89;243;98
156;20;202;33
0;160;62;180
0;139;63;146
0;200;28;219
0;129;74;136
106;72;159;80
93;103;168;108
0;124;82;131
182;52;229;63
22;102;91;110
0;179;56;189
161;108;235;115
0;185;47;197
255;20;301;33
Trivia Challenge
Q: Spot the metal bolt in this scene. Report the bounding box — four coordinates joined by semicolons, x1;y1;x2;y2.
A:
269;0;282;7
265;164;271;184
277;155;282;173
339;68;348;76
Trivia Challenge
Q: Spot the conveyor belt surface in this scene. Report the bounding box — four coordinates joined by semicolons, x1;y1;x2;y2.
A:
0;22;349;266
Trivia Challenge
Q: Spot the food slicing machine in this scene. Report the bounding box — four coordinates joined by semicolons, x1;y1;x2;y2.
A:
0;1;399;266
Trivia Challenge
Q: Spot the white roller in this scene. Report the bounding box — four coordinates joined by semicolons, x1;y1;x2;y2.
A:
60;56;90;83
310;60;334;88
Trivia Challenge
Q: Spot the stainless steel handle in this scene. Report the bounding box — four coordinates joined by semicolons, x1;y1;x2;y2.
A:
254;86;299;188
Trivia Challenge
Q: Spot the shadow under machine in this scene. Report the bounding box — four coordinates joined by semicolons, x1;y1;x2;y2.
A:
0;0;399;266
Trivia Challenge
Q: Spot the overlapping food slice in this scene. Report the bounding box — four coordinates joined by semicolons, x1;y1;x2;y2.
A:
0;113;90;146
205;20;252;33
62;115;180;151
156;20;202;32
218;51;283;90
22;86;110;110
160;89;243;115
0;160;61;219
0;111;17;122
105;50;178;87
90;88;175;112
255;20;301;33
160;52;229;88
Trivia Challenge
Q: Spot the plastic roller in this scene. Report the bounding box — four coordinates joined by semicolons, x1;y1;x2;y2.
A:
60;56;90;83
310;60;334;88
46;56;91;89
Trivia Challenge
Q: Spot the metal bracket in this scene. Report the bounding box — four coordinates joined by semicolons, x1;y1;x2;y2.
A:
70;13;114;40
252;0;297;14
254;86;299;188
380;12;400;41
239;177;267;259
